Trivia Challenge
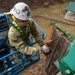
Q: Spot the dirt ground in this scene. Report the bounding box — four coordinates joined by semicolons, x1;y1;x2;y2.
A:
20;2;75;75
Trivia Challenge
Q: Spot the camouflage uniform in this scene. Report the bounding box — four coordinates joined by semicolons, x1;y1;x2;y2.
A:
8;20;44;55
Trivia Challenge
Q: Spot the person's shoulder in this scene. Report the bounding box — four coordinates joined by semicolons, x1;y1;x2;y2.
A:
9;26;16;30
9;26;18;33
8;26;21;36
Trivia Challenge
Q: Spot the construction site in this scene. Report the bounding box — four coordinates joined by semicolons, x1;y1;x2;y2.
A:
0;0;75;75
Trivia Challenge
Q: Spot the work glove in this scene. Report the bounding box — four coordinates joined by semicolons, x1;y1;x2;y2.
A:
41;40;52;55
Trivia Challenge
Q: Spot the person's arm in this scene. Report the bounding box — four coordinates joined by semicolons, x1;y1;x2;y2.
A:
30;20;44;47
30;20;52;56
8;26;41;55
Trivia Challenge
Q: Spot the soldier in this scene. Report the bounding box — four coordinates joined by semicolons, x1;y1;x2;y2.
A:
8;2;50;60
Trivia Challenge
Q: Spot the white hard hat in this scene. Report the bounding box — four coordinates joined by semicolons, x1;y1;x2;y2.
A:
10;2;31;20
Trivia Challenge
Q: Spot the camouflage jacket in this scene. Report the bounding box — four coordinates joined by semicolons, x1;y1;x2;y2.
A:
8;19;44;54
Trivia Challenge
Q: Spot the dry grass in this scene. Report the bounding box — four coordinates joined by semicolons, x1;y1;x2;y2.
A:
21;2;75;75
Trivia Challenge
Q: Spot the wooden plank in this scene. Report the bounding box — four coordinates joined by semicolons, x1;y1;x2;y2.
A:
52;36;71;62
45;28;71;75
47;63;60;75
47;64;56;75
45;29;63;72
51;64;60;75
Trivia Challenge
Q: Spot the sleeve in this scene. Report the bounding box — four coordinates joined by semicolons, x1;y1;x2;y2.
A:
30;20;45;47
8;26;28;53
8;26;41;55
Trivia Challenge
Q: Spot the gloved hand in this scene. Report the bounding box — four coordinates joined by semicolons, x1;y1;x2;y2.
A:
41;40;52;55
41;45;50;52
41;45;50;55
